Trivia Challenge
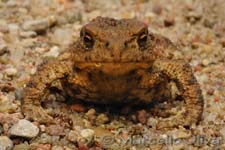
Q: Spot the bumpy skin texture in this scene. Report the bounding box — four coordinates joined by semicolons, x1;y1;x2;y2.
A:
22;17;204;128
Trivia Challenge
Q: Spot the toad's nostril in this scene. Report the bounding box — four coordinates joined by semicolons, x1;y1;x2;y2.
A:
105;42;109;48
124;42;128;49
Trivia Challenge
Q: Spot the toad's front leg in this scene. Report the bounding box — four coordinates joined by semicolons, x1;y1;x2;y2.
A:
22;58;73;124
152;59;204;129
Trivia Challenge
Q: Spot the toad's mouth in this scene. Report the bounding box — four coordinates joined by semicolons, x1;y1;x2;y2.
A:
74;62;152;76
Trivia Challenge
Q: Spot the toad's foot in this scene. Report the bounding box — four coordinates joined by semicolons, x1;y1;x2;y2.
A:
151;59;203;128
156;110;192;129
21;56;73;124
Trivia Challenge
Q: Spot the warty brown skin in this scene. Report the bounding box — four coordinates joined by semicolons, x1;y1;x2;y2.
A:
22;17;204;128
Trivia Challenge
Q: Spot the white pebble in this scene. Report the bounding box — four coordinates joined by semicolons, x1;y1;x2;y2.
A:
40;125;46;132
22;16;56;32
8;24;19;35
20;31;37;38
52;145;64;150
51;28;73;46
147;117;158;128
0;136;13;150
0;95;17;112
5;67;17;76
44;46;59;58
9;119;39;138
198;74;209;83
202;59;210;66
67;130;80;143
79;129;95;146
6;0;17;7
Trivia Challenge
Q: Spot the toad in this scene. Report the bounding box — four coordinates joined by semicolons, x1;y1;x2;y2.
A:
22;17;203;128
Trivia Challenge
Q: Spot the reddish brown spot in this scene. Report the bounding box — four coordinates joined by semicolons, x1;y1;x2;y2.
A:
214;96;220;102
35;144;51;150
70;104;86;112
164;17;175;27
46;124;65;136
194;65;202;72
136;109;147;124
207;88;214;95
79;145;89;150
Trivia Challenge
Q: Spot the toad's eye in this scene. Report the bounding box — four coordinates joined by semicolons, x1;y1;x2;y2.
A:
80;29;94;50
137;29;148;50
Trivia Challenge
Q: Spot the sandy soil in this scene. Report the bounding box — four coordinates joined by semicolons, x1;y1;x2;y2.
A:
0;0;224;149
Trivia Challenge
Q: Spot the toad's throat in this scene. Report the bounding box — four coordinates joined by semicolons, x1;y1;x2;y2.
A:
69;69;145;104
74;62;152;76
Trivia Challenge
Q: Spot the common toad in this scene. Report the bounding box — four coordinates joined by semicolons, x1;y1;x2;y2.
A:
22;17;204;128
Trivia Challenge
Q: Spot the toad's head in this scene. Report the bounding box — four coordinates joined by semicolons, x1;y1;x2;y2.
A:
71;17;171;76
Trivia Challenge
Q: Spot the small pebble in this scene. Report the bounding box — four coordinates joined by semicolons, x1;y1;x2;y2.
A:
79;129;95;146
207;88;214;95
0;22;9;33
67;130;80;143
85;108;96;121
9;119;39;138
8;24;19;35
14;89;22;100
93;127;112;138
5;67;17;77
0;44;8;56
85;108;96;117
83;119;92;128
198;74;209;83
203;18;214;28
31;144;51;150
20;31;37;38
39;133;52;144
78;145;88;150
46;125;65;136
70;104;85;112
0;95;17;113
169;128;191;139
204;113;217;122
39;125;46;132
51;145;64;150
202;59;210;66
6;0;17;7
219;127;225;138
194;65;202;72
43;46;59;58
147;117;158;128
96;113;109;125
136;109;147;124
191;42;200;49
164;16;175;27
22;16;56;32
214;96;220;102
185;11;202;24
13;143;30;150
0;136;13;150
0;113;22;125
51;28;73;46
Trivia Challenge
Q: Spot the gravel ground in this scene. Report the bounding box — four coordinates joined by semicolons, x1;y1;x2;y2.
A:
0;0;224;149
